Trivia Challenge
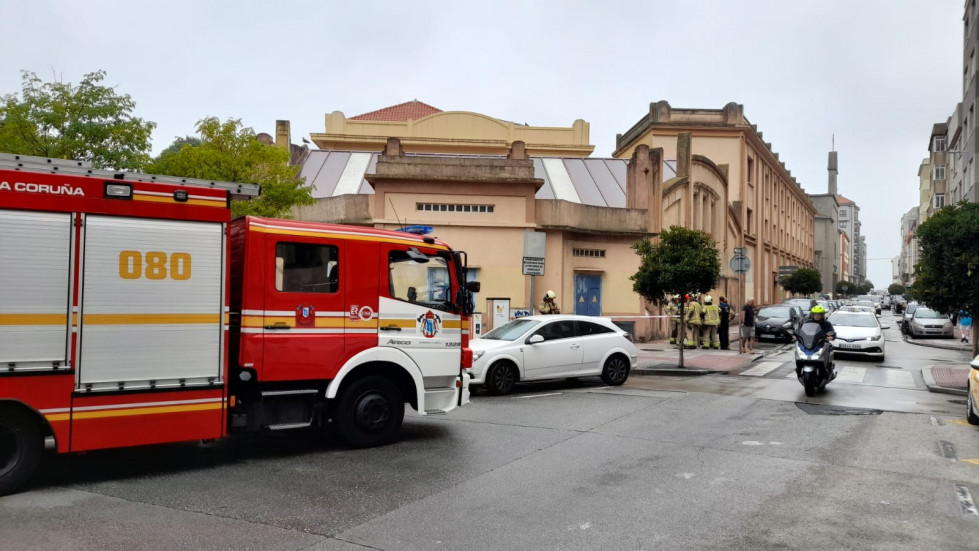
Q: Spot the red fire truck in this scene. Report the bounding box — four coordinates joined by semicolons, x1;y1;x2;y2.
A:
0;153;477;495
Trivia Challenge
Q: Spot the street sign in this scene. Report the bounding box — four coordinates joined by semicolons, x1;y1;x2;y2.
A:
731;256;751;274
522;256;545;276
733;247;746;256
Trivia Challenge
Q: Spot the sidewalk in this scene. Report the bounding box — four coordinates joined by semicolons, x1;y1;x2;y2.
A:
635;328;776;375
922;365;971;396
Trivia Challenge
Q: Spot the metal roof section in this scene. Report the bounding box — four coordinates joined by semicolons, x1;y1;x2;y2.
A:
300;150;679;208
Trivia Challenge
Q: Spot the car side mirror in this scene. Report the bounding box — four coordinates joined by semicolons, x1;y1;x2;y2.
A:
527;334;545;345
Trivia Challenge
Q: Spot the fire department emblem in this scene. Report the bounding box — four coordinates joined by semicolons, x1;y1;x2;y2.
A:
296;304;316;326
417;310;442;339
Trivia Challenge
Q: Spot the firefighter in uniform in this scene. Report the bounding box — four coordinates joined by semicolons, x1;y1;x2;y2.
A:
667;296;680;345
703;295;721;349
539;290;560;315
683;294;702;349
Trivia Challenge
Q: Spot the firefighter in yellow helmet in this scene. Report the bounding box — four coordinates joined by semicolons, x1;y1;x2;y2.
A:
539;290;561;315
667;295;680;345
683;294;702;349
702;295;721;349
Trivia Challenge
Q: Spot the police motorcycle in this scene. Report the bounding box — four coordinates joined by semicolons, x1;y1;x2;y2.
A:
792;320;837;397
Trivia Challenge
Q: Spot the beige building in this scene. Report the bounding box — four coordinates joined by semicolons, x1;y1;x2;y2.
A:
309;100;594;157
612;101;818;304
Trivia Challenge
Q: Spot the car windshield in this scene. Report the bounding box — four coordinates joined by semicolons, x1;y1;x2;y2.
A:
907;304;919;314
829;313;878;328
757;307;790;318
480;318;540;340
856;301;874;308
914;308;945;319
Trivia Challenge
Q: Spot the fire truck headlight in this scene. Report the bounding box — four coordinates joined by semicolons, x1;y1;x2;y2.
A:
104;183;132;199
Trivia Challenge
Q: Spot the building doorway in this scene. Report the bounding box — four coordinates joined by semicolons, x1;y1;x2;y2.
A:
574;274;602;316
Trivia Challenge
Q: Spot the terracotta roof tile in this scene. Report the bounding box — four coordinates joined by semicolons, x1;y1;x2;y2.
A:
837;194;854;205
350;100;442;122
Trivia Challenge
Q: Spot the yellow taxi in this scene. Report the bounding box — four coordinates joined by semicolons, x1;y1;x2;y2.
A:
970;354;979;425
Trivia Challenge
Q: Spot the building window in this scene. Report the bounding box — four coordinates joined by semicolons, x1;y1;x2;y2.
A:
840;209;847;218
573;248;606;258
746;208;754;235
746;157;754;184
417;203;494;213
933;136;947;152
840;221;848;229
934;194;946;209
933;164;946;180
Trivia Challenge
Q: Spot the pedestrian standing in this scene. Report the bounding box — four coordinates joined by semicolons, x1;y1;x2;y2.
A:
740;297;756;354
718;297;732;350
684;295;703;349
702;296;721;349
539;290;560;315
667;296;680;346
959;309;972;343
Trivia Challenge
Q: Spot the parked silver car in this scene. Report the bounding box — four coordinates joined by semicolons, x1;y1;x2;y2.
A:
908;307;954;338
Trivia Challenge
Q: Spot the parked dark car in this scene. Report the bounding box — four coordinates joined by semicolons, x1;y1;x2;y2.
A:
782;298;817;317
755;305;804;342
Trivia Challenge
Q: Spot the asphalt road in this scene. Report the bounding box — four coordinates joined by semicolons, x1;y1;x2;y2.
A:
2;314;977;550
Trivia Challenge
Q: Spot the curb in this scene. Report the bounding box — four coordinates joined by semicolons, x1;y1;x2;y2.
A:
921;366;968;396
901;332;972;353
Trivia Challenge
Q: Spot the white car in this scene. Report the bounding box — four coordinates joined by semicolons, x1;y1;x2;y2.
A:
908;307;955;338
827;309;887;360
470;315;639;395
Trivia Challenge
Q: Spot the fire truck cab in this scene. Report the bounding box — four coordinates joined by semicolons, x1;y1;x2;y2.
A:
0;153;476;495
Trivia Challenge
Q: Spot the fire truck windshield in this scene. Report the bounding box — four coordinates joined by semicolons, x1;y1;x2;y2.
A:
389;251;454;311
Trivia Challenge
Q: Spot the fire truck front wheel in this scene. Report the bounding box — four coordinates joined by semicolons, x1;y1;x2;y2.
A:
334;376;405;448
0;405;43;496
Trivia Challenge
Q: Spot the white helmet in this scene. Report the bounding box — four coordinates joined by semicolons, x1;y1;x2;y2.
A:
545;290;556;299
704;295;713;304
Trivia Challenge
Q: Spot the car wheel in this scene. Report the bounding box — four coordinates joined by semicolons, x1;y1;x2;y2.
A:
0;405;43;496
334;376;405;448
600;354;631;386
968;383;979;426
486;362;517;396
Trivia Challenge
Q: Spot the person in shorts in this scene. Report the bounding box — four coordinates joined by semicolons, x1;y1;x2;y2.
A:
739;297;756;354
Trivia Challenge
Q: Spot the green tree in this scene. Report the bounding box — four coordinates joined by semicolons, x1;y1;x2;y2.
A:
913;201;979;353
155;135;201;162
150;117;313;218
631;227;720;368
859;280;875;294
781;268;821;296
0;70;154;170
887;283;906;295
834;280;853;297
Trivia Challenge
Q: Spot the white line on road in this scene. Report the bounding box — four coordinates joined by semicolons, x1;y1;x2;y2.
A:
954;484;978;518
835;366;867;384
513;392;563;399
881;369;916;388
740;361;783;377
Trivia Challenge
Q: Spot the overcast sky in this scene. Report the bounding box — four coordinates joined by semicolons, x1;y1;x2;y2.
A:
1;0;964;288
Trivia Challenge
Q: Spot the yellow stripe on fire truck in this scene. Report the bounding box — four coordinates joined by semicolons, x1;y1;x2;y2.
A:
40;397;224;422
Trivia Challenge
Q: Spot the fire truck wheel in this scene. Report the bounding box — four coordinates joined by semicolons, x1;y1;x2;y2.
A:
335;377;405;448
0;406;43;496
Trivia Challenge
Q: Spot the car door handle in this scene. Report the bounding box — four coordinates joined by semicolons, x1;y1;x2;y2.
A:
570;344;581;349
380;325;402;331
264;323;290;330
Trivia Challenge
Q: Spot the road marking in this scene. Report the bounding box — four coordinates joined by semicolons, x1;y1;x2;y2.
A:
881;369;915;388
954;485;978;518
931;416;946;426
940;440;958;461
948;419;973;426
740;361;782;377
963;459;979;466
835;366;866;384
513;392;563;399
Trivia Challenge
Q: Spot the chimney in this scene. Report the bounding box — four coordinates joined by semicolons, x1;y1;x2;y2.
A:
275;120;291;150
828;150;838;196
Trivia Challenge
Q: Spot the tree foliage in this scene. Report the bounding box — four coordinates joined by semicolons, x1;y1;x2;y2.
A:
781;268;822;296
0;70;154;170
834;280;854;296
631;226;721;305
913;202;979;326
149;117;313;218
887;283;906;295
860;280;875;294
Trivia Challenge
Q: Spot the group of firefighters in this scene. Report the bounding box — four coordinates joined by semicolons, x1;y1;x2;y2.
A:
666;294;736;349
538;290;736;350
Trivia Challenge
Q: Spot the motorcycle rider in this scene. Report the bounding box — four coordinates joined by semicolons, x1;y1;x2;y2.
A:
806;305;836;340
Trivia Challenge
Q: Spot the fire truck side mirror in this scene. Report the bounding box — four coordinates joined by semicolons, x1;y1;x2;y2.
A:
466;281;481;293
